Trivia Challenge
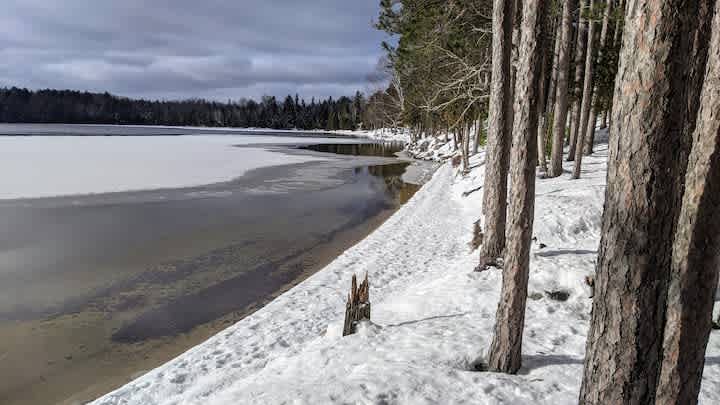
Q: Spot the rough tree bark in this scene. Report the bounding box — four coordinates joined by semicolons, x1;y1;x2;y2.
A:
571;0;596;179
548;0;577;177
478;0;515;267
567;0;589;161
656;3;720;404
579;0;713;403
583;0;612;156
536;13;560;173
487;0;547;374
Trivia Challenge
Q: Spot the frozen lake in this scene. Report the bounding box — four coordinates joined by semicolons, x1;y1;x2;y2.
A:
0;124;420;405
0;124;362;199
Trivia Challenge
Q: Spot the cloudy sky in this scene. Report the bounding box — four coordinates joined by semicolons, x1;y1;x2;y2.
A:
0;1;388;101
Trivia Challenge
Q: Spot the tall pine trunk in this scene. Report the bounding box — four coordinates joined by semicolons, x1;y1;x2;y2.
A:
583;0;612;155
473;116;483;155
571;0;597;179
656;2;719;403
461;124;471;173
547;0;576;177
479;0;515;267
606;0;625;131
535;21;553;173
487;0;547;374
537;14;563;167
567;0;589;161
579;0;712;402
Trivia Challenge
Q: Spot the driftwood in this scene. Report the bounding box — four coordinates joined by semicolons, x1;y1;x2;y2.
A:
343;273;371;336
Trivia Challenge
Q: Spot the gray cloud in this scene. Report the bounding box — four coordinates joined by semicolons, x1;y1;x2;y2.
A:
0;1;387;100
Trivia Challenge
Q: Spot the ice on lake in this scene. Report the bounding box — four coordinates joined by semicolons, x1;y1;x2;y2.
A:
0;130;358;200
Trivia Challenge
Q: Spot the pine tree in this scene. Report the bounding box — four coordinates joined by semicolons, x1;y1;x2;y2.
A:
487;0;548;374
579;0;713;402
582;0;612;156
571;0;597;179
547;0;576;178
479;0;515;268
567;0;588;161
656;2;720;402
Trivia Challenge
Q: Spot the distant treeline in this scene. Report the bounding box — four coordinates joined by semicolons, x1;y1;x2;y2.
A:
0;87;373;130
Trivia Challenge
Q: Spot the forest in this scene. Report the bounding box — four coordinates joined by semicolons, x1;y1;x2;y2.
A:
0;87;369;130
372;0;720;404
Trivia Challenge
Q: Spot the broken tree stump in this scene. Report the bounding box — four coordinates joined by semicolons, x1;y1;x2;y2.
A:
342;273;371;336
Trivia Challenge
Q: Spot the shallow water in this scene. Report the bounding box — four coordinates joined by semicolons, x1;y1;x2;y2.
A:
0;126;420;405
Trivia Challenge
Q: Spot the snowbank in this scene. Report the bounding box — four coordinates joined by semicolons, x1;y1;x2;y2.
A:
329;128;412;143
93;131;720;404
0;135;359;200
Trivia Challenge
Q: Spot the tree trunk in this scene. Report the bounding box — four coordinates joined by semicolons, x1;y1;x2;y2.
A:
606;0;625;131
612;0;624;47
462;122;471;173
539;14;563;156
583;0;612;156
479;0;515;267
548;0;576;177
488;0;547;374
473;117;482;155
579;0;713;402
567;0;588;161
536;25;552;173
656;6;720;403
510;0;523;108
571;0;597;179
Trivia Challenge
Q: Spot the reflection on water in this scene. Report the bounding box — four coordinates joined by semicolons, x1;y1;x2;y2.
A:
110;162;418;342
299;142;406;157
0;146;422;405
357;163;420;205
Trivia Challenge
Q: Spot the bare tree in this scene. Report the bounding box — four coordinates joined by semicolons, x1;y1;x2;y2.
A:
579;0;713;402
478;0;515;268
548;0;577;177
487;0;547;374
656;3;720;403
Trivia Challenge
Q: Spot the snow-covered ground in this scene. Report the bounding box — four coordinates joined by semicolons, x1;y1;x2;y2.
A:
93;131;720;404
330;128;412;143
0;135;364;200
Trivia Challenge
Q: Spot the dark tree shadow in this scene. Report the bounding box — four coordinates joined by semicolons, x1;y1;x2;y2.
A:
386;312;469;328
462;185;483;197
518;354;584;375
535;249;597;258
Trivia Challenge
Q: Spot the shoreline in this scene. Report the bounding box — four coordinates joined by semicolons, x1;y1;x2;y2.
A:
91;158;451;405
0;138;428;405
57;205;399;405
